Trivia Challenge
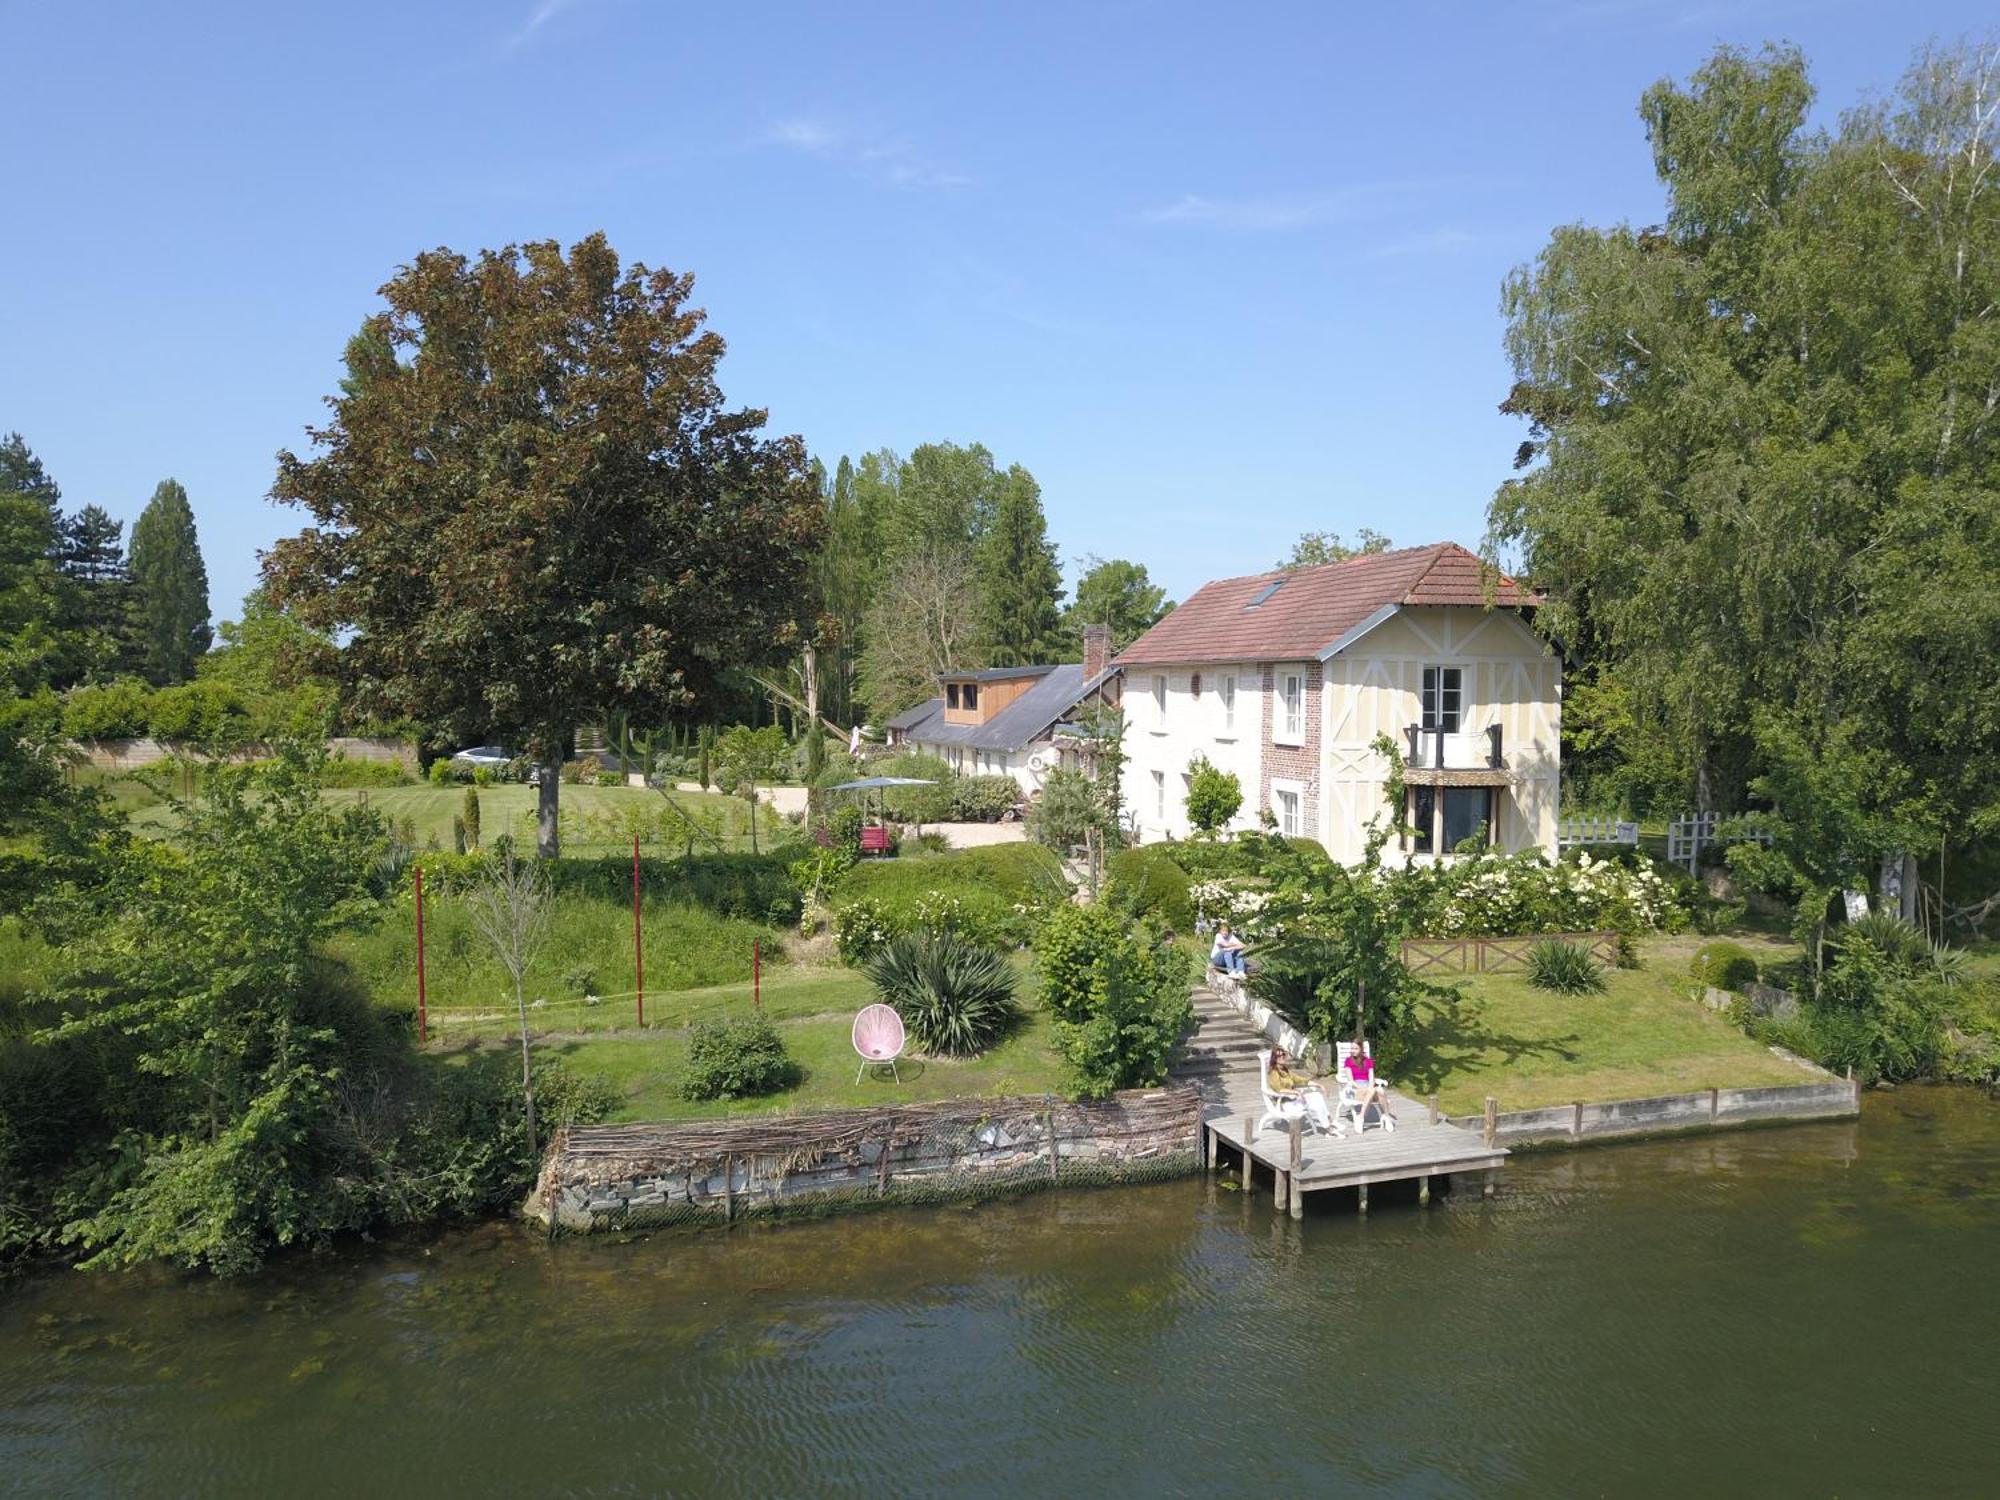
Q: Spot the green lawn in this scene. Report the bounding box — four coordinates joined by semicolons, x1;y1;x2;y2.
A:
1397;934;1817;1114
94;774;784;853
415;960;868;1041
536;1002;1067;1122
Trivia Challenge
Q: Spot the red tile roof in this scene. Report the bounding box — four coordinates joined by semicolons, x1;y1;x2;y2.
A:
1113;542;1539;668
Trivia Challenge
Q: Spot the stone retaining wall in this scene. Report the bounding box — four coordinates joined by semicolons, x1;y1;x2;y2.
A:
1477;1078;1860;1148
1205;974;1332;1073
73;735;416;772
528;1087;1203;1234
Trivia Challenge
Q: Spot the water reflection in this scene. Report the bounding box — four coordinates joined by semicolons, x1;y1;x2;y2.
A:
2;1090;1995;1497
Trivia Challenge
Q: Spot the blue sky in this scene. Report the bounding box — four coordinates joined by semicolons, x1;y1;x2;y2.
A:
2;0;1990;625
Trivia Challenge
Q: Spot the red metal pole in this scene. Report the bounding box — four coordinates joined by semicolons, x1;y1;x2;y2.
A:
753;937;761;1012
633;835;644;1028
414;864;428;1046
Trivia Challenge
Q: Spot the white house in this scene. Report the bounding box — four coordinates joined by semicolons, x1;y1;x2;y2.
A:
883;626;1120;797
1114;542;1559;863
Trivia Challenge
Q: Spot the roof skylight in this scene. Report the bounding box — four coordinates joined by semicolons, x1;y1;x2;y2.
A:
1245;579;1285;609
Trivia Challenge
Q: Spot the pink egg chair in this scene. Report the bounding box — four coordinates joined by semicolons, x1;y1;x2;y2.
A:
852;1003;906;1085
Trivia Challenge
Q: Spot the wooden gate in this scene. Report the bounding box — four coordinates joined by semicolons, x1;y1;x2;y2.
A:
1400;931;1620;975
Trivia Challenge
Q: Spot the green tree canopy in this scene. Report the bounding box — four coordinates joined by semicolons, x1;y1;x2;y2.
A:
974;465;1063;663
265;233;823;856
1490;39;2000;917
1065;555;1171;653
1279;528;1391;570
128;478;212;685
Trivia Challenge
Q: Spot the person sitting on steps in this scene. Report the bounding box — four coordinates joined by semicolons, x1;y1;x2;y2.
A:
1209;923;1247;977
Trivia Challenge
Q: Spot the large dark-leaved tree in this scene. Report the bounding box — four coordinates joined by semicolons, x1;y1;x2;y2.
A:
265;233;824;856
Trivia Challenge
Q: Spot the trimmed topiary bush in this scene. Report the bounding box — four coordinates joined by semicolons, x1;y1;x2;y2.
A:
1104;843;1195;932
951;775;1022;822
863;930;1020;1055
680;1016;798;1101
1690;940;1759;992
1526;937;1606;994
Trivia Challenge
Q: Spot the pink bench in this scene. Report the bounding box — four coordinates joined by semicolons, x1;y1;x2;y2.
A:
859;825;893;857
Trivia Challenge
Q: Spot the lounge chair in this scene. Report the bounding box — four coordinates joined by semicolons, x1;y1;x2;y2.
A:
1334;1041;1395;1134
1257;1047;1336;1137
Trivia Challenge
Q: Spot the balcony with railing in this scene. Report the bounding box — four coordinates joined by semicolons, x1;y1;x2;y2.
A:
1402;723;1505;775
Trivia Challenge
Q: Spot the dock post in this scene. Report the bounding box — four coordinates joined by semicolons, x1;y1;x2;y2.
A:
1572;1101;1582;1139
1357;1182;1369;1218
1241;1115;1255;1191
1482;1169;1496;1200
1274;1169;1289;1213
1482;1096;1497;1149
1709;1086;1719;1124
1205;1123;1218;1172
1418;1174;1430;1207
1287;1118;1303;1219
1427;1093;1438;1125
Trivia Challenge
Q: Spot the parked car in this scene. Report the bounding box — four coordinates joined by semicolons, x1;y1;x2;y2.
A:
451;745;516;771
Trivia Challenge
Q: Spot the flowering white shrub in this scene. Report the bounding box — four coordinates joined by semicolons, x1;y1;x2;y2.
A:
1188;878;1283;938
1383;849;1696;937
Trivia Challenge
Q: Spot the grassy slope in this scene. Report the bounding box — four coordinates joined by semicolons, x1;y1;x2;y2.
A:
1399;935;1814;1114
540;1002;1065;1123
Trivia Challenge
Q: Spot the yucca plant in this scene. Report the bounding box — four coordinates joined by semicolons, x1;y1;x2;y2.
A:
863;930;1020;1056
1526;937;1606;995
1841;911;1967;987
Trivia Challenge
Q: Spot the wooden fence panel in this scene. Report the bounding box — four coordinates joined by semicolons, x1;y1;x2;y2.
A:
1400;932;1621;975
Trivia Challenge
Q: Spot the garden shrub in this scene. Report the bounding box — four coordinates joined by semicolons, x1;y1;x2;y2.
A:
1034;904;1192;1096
680;1016;798;1101
1525;937;1607;995
1690;941;1760;991
60;678;154;740
863;930;1020;1055
950;775;1021;822
1183;756;1243;834
871;752;957;824
840;842;1068;907
316;753;412;788
832;889;1018;963
912;830;951;853
1104;843;1194;932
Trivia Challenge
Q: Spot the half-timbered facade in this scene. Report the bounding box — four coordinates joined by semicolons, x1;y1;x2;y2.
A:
1114;543;1558;863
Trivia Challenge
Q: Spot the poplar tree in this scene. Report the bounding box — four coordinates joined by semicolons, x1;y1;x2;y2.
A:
974;466;1063;664
128;479;212;684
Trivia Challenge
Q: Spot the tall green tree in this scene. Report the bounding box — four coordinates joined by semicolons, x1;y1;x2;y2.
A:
1490;40;2000;919
975;465;1063;663
128;479;212;685
1065;555;1172;652
0;446;66;694
265;233;823;857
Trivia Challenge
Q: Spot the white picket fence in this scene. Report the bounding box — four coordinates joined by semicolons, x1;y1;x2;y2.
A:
1665;811;1772;873
1557;816;1638;850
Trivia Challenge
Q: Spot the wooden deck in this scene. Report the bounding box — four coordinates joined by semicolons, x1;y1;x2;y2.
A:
1171;982;1507;1217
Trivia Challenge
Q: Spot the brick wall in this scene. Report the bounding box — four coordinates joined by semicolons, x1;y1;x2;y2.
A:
1258;661;1321;836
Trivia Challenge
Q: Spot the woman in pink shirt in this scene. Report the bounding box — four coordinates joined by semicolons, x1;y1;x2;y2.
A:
1343;1042;1392;1126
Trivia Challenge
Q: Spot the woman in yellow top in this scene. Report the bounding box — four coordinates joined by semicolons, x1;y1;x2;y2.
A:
1267;1047;1332;1132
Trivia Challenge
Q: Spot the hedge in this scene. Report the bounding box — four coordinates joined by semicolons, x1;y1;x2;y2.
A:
1104;844;1195;932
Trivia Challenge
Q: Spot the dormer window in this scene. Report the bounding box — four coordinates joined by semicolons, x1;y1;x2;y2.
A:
947;683;961;709
963;683;979;711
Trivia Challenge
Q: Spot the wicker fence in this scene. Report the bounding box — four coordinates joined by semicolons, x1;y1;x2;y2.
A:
528;1086;1204;1235
1399;931;1621;976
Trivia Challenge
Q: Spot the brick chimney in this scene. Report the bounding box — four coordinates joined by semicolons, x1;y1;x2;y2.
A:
1082;622;1111;681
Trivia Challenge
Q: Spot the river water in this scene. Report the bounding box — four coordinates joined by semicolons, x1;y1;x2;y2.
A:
3;1088;1996;1498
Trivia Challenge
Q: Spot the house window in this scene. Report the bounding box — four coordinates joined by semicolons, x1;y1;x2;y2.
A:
1442;787;1492;852
1220;675;1236;732
1191;672;1202;700
1277;672;1304;743
963;683;979;712
947;683;960;709
1409;786;1436;854
1275;786;1301;837
1421;666;1462;733
1152;769;1166;821
1152;674;1167;728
